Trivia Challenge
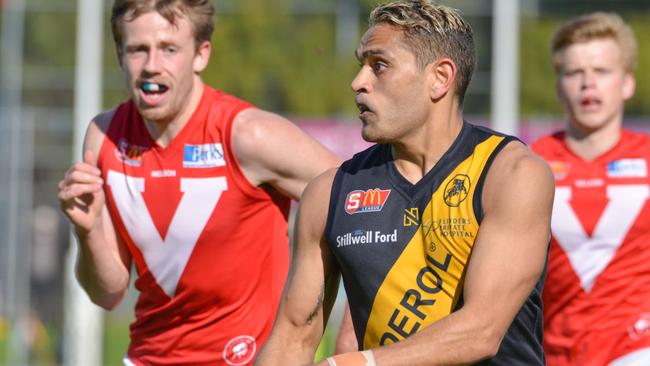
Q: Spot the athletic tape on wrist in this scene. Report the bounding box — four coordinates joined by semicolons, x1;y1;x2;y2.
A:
362;350;377;366
325;350;376;366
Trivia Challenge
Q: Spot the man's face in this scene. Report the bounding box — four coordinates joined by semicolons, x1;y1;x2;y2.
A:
351;24;431;143
555;38;635;135
118;11;209;124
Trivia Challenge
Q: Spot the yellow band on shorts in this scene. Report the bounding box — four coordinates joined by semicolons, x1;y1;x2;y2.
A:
326;350;376;366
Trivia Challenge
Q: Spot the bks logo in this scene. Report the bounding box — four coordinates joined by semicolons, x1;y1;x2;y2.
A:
345;188;391;214
183;143;226;168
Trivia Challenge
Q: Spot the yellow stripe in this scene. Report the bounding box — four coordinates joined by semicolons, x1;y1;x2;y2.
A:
362;135;505;349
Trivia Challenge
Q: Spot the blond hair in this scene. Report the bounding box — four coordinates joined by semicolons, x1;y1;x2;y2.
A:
551;12;637;73
111;0;215;50
369;0;475;104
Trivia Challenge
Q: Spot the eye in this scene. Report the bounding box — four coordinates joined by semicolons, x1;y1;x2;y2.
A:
163;46;178;55
563;69;580;77
371;61;387;73
126;45;148;55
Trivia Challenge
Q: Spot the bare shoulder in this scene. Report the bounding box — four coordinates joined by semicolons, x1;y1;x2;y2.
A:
303;168;338;203
297;167;339;235
230;107;339;198
229;107;304;186
83;108;117;161
483;140;554;211
489;140;553;185
232;108;298;146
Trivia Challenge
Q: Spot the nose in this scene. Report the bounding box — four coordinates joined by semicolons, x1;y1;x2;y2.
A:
143;50;161;74
581;70;596;89
351;67;371;94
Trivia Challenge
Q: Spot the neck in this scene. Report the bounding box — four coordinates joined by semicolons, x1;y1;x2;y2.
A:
143;79;205;148
392;105;464;184
565;118;622;161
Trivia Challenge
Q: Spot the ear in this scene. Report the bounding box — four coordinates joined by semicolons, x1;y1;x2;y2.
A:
193;40;212;73
622;72;636;101
429;58;457;100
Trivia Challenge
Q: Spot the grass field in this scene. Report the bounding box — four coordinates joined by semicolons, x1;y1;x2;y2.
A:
0;315;338;365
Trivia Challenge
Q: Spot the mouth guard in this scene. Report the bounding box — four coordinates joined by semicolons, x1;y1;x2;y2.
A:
142;82;161;92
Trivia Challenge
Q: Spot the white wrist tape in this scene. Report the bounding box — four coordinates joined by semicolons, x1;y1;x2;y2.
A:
362;350;377;366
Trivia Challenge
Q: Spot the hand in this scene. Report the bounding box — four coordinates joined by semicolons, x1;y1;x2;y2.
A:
58;150;105;233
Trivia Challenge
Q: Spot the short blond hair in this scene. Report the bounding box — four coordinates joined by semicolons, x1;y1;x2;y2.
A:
551;12;637;73
369;0;475;104
111;0;215;50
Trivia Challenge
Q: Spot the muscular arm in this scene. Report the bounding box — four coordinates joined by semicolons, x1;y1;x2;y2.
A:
232;108;340;200
340;142;554;366
256;169;341;365
58;111;132;310
335;302;360;354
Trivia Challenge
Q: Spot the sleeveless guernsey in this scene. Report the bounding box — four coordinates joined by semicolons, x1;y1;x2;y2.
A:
534;130;650;366
326;122;546;365
98;86;290;366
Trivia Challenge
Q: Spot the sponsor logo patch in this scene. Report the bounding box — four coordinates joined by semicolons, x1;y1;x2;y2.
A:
223;335;256;366
345;188;391;214
115;138;148;167
404;208;419;227
549;161;570;180
151;169;176;178
443;174;470;207
183;143;226;168
336;229;398;247
574;178;603;188
607;159;647;178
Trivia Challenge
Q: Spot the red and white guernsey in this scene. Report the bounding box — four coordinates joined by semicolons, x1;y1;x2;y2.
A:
98;86;290;366
533;130;650;366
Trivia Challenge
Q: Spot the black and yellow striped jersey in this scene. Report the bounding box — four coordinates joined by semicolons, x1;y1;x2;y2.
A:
325;122;546;365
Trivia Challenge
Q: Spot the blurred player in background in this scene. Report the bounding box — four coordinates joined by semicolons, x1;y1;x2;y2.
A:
532;12;650;366
256;1;553;365
57;0;339;364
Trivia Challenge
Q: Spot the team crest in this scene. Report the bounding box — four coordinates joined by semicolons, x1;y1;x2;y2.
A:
223;335;256;366
345;188;391;214
443;174;470;207
115;138;148;166
628;313;650;341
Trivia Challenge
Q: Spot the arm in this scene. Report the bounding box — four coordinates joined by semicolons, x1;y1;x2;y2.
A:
58;111;132;310
256;169;342;365
335;302;360;354
326;142;554;366
232;108;340;200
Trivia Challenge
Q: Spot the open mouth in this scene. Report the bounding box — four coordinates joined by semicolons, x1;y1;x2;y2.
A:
141;81;168;94
356;102;371;114
580;96;601;108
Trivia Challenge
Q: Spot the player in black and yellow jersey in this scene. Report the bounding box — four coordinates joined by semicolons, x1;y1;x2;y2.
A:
256;1;554;365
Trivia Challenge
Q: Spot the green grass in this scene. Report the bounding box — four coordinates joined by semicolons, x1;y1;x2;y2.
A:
0;315;339;365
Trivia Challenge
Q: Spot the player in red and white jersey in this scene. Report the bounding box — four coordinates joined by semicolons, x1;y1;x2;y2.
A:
57;1;339;365
532;12;650;366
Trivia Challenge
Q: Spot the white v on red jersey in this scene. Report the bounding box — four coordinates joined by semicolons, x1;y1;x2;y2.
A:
98;86;290;365
533;130;650;366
